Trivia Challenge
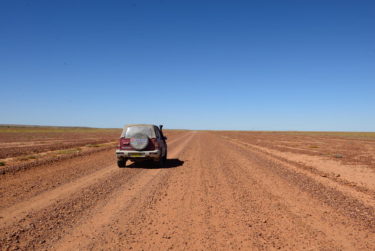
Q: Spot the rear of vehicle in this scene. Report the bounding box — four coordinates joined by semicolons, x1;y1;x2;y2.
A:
116;124;167;168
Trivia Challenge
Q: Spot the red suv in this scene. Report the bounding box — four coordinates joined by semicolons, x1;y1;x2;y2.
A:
116;124;167;168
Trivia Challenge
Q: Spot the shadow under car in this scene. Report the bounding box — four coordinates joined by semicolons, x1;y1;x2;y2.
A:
125;158;184;169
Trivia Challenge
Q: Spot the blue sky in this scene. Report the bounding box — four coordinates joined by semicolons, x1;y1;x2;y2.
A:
1;0;374;130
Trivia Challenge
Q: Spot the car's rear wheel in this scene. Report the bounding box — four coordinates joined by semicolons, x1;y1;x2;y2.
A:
155;157;165;168
117;158;127;168
164;150;167;161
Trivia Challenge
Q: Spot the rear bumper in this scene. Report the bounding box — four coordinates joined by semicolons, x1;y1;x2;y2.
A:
116;149;161;160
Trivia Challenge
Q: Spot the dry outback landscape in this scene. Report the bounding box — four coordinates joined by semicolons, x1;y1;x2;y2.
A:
0;126;374;250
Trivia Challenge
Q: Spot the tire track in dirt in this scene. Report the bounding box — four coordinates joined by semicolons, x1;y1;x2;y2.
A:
216;134;374;250
221;135;375;197
0;164;114;227
221;136;375;231
0;149;116;209
0;167;143;250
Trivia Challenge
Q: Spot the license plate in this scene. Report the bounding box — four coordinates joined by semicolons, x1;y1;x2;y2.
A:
129;153;145;157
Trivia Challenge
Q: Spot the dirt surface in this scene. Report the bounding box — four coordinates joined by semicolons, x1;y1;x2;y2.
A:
0;131;374;250
0;127;122;159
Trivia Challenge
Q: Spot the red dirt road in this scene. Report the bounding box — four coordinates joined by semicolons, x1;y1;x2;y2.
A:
0;131;374;250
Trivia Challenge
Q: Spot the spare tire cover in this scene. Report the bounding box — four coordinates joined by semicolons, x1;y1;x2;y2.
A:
130;133;149;150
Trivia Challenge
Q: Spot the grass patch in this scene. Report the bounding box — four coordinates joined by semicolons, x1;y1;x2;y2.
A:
0;161;5;166
0;125;121;133
17;155;38;161
86;143;103;148
57;148;82;155
309;145;319;149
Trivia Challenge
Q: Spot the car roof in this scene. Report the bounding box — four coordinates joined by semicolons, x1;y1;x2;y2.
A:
123;124;157;129
121;124;158;138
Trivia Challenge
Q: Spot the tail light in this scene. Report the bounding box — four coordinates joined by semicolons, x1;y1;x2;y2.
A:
120;138;130;149
151;138;160;149
119;137;156;150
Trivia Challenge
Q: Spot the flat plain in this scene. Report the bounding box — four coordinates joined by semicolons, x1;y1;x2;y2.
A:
0;127;374;250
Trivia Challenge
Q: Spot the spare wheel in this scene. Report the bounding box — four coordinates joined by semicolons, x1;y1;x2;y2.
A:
130;133;149;150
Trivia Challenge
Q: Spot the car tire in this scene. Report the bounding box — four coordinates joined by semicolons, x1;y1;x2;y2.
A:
163;150;167;161
117;159;126;168
157;157;165;168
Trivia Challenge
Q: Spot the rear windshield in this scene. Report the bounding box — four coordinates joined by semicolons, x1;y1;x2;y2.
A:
122;126;153;138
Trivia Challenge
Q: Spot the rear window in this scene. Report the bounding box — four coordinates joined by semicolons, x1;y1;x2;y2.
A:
123;126;153;138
